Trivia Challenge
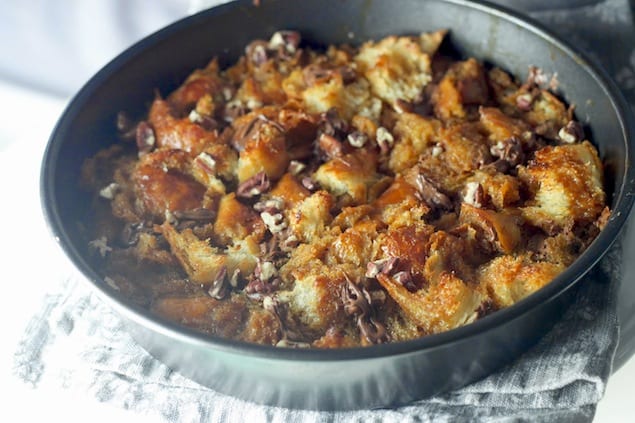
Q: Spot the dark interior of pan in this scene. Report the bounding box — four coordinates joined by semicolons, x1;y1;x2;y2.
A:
41;0;635;411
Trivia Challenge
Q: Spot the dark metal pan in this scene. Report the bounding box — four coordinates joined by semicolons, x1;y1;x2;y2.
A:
40;0;635;410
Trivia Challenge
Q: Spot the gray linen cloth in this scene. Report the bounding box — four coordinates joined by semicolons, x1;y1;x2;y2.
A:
12;0;635;421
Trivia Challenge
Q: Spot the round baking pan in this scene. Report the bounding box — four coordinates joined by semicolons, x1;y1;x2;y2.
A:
40;0;635;410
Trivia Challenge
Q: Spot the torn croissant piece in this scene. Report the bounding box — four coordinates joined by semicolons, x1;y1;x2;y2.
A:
377;272;484;334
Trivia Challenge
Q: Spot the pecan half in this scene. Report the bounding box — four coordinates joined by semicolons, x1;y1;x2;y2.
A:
415;174;453;211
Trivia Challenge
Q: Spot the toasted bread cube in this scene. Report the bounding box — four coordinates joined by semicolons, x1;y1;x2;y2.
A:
301;75;381;122
479;254;564;307
373;178;430;228
388;113;442;173
269;173;310;207
236;128;290;183
278;259;347;333
523;90;569;139
479;107;530;143
433;58;489;120
133;149;206;220
214;193;266;244
287;191;334;243
439;122;491;173
330;220;380;267
377;271;484;334
314;150;381;205
467;170;521;210
355;35;433;106
160;222;226;285
149;98;220;155
459;204;521;254
225;235;260;278
519;141;605;229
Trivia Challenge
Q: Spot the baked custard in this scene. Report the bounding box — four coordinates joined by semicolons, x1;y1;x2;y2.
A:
81;30;609;348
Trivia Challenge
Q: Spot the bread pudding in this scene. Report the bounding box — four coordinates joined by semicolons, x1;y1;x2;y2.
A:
81;30;610;348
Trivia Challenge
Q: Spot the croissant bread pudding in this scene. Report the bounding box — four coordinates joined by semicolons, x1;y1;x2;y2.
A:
81;30;610;348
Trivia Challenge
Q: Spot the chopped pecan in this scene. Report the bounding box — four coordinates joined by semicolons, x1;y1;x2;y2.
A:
253;198;284;214
393;270;417;292
188;109;219;131
99;182;120;200
277;229;300;253
347;131;368;148
116;111;137;140
88;236;112;257
431;144;444;157
318;133;344;159
193;152;217;175
245;260;281;298
208;267;229;300
301;176;319;192
268;30;301;56
319;107;348;138
415;174;453;211
376;127;394;154
261;210;288;234
303;64;334;86
236;171;271;198
340;277;389;344
394;99;414;114
463;182;485;208
558;121;584;144
173;208;217;222
136;121;156;155
245;40;270;65
287;160;306;175
262;295;309;348
121;221;153;246
303;64;356;86
515;92;535;111
489;136;524;168
365;257;399;279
